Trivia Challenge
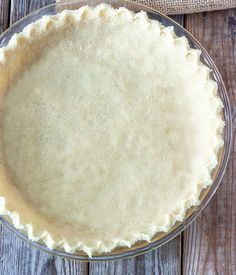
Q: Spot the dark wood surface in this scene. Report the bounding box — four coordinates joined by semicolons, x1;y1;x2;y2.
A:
183;10;236;275
0;1;235;274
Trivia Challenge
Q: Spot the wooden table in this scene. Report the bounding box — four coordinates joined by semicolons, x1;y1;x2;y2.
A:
0;1;235;274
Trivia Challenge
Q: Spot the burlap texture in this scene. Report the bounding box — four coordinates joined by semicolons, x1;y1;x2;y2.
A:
56;0;236;14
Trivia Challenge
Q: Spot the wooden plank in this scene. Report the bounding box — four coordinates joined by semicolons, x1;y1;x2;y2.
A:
183;10;236;275
0;0;10;33
0;225;55;274
89;235;182;275
0;1;88;274
0;224;88;275
10;0;55;24
89;14;184;275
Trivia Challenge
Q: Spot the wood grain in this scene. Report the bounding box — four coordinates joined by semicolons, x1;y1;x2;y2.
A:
89;235;182;275
183;10;236;275
0;0;10;33
0;225;88;275
10;0;55;24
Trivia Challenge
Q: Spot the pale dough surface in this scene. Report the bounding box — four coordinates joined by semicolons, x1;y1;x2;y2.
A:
0;5;224;255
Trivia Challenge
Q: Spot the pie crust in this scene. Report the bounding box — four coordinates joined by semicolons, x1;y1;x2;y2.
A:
0;4;224;256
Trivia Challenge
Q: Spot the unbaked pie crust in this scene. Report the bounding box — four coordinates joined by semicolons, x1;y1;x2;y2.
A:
0;4;224;256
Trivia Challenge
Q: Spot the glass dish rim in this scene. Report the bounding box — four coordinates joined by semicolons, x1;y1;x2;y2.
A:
0;0;232;262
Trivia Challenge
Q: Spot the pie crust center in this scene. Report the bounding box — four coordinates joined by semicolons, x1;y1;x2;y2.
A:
0;4;224;255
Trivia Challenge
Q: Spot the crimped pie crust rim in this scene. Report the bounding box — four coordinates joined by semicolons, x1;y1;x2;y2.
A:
0;4;224;256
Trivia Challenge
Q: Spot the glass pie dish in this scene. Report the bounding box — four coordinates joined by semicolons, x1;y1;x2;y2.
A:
0;0;232;261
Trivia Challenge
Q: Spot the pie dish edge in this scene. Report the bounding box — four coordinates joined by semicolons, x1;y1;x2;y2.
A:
0;4;225;256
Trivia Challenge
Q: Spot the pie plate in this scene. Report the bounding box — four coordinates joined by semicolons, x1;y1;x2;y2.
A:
0;0;232;261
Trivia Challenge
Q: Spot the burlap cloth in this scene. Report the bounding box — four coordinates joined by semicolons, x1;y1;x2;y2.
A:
56;0;236;14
